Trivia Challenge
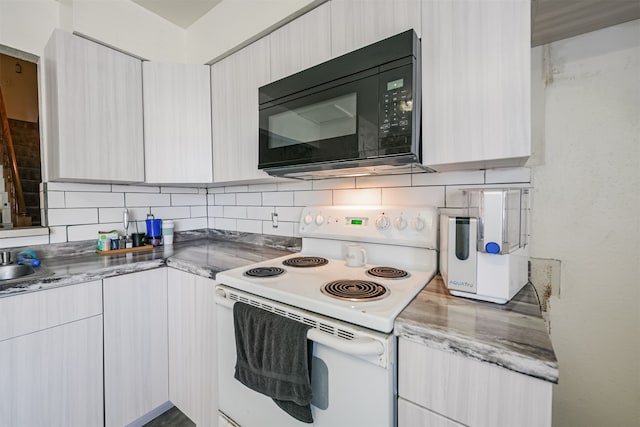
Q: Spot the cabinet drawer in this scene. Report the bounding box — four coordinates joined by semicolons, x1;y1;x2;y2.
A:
398;398;463;427
398;337;552;427
0;281;102;341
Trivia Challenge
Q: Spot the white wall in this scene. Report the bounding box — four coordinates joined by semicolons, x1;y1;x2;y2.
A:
0;0;184;61
185;0;317;63
530;20;639;426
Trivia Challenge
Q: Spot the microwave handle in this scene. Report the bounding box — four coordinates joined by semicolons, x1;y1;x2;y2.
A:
215;295;384;356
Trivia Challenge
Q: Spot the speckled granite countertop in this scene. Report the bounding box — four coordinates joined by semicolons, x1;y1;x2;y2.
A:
0;233;296;297
1;233;557;384
395;275;558;383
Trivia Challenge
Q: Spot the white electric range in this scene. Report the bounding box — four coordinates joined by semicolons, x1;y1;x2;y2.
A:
215;205;438;427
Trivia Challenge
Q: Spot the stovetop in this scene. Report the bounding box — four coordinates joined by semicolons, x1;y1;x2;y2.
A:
216;205;439;333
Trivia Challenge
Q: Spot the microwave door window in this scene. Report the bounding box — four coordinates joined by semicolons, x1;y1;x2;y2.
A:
259;74;379;168
268;93;357;149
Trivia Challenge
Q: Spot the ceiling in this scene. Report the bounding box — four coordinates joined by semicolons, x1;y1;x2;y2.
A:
131;0;222;28
131;0;640;44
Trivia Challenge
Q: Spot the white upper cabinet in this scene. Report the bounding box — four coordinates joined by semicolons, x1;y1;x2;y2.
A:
44;30;144;182
330;0;422;57
142;62;213;184
269;2;332;81
211;37;272;183
421;0;531;171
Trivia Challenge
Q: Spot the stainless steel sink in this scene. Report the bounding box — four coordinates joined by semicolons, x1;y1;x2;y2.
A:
0;264;36;281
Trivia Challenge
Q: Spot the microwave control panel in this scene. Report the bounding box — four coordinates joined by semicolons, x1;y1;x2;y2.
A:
379;64;413;150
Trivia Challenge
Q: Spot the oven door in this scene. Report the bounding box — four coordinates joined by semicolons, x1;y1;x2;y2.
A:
258;70;380;171
215;286;396;427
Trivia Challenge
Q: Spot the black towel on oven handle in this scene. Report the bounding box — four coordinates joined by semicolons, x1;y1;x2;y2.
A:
233;301;314;423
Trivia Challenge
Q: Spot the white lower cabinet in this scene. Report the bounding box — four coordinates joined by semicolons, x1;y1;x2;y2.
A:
398;337;552;427
167;268;218;426
0;281;104;427
103;268;169;427
398;398;463;427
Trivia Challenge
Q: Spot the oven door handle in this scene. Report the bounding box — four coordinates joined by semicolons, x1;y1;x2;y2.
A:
215;295;384;357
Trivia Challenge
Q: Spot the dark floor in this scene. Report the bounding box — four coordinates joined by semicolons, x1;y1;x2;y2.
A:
143;406;195;427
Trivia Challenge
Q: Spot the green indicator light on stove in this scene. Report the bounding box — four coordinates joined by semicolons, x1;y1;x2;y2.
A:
351;219;363;225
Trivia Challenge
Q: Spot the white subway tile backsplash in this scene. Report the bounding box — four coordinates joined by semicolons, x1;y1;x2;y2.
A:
237;219;263;234
171;194;207;206
47;182;111;192
224;206;247;219
262;191;294;206
161;186;199;194
214;217;237;231
294;190;332;206
412;170;485;186
312;177;355;190
214;193;236;206
225;185;249;193
237;193;262;206
277;180;313;191
48;226;68;244
99;208;127;223
247;206;275;220
275;206;304;222
485;167;531;184
48;208;98;226
173;217;207;231
248;183;278;192
356;174;412;188
65;192;124;208
262;220;295;237
21;167;529;247
112;184;159;193
333;188;382;205
381;186;445;207
208;205;224;218
124;208;151;224
150;206;191;219
445;185;483;208
190;206;207;217
67;222;122;242
47;191;65;209
126;193;171;207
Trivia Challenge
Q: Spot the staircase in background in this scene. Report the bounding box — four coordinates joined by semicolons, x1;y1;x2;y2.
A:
0;86;33;228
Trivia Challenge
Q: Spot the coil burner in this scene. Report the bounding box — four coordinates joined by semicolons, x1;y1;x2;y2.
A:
321;280;389;302
282;256;329;268
243;267;286;278
366;266;410;279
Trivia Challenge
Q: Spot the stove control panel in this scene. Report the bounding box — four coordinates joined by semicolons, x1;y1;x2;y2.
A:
299;205;438;249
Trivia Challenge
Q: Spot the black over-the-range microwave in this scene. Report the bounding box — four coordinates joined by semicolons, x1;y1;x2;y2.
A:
258;30;427;179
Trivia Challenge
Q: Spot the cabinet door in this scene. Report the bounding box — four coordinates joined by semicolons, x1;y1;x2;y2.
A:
398;398;464;427
0;316;104;427
331;0;421;57
421;0;530;171
398;338;552;427
211;37;272;183
103;268;169;427
167;269;218;427
143;62;213;184
269;2;332;81
44;29;144;182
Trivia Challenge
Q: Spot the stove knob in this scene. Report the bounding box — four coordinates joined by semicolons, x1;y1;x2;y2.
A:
315;214;325;226
412;217;426;231
303;214;313;225
394;216;408;230
375;214;390;230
